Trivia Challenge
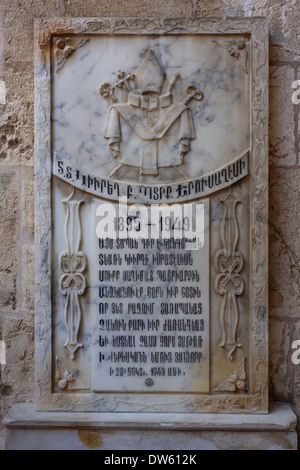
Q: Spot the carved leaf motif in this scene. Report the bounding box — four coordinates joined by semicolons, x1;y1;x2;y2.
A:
254;240;265;270
35;48;46;72
56;357;89;391
255;143;266;172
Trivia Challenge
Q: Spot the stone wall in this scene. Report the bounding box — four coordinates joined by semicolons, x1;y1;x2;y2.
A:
0;0;299;447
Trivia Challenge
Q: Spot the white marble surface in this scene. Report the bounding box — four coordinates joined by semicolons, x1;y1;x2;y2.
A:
50;32;251;401
4;403;297;430
52;35;250;183
51;179;251;405
50;30;255;408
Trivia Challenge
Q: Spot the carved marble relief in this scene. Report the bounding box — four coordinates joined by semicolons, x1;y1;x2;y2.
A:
99;48;203;178
215;358;247;393
214;189;244;361
56;357;89;391
213;38;248;74
59;189;86;360
55;37;90;72
34;17;268;414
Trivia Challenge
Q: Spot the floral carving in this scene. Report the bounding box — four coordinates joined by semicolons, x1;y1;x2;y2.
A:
214;358;247;393
56;357;89;391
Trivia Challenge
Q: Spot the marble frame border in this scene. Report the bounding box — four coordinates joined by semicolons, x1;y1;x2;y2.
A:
34;17;268;413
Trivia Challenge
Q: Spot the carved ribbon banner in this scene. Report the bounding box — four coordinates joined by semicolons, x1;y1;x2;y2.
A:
60;189;86;360
53;151;249;204
214;190;244;361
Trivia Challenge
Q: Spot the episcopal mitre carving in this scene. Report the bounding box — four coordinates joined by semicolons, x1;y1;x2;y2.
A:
99;48;204;178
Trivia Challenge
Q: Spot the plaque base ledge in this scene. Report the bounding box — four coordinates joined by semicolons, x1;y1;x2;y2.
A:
3;402;296;431
3;403;297;450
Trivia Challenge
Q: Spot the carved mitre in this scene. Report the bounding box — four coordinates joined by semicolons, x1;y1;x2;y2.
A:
135;49;166;94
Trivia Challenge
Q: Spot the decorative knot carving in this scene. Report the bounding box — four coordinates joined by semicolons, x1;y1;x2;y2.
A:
59;189;87;360
214;190;244;360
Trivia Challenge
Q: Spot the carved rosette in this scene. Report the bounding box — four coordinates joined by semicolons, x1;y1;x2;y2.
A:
60;189;87;360
214;190;244;361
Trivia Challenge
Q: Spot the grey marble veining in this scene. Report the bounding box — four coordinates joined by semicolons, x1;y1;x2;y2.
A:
52;35;250;183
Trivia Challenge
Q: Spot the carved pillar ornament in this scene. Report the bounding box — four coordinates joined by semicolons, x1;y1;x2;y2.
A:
214;189;244;361
59;189;87;360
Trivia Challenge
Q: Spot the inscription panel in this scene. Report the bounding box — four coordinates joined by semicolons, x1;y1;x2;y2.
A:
92;200;210;393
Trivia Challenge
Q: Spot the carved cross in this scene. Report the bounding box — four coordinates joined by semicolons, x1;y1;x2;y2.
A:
115;70;135;91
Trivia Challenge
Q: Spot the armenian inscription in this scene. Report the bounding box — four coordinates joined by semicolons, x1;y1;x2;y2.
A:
93;200;210;393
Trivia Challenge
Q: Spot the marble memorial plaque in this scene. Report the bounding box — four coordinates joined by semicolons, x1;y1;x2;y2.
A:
35;17;268;413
